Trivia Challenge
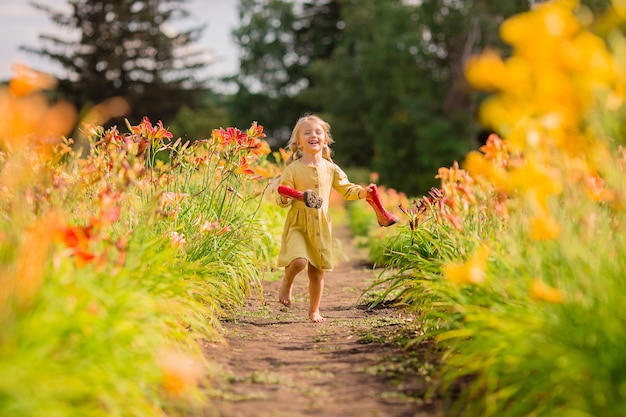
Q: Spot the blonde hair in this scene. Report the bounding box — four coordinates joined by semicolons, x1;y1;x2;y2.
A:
285;114;334;165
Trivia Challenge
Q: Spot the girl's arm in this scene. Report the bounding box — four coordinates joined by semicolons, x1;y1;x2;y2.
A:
275;168;294;207
333;165;372;200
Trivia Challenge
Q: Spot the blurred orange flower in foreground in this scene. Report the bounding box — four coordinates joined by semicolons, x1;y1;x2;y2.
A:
12;212;61;308
0;64;77;153
158;350;205;396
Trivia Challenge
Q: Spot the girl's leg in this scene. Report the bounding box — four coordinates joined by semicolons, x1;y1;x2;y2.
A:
307;263;326;322
279;258;307;307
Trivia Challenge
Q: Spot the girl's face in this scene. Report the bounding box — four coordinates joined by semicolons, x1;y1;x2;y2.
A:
297;120;327;156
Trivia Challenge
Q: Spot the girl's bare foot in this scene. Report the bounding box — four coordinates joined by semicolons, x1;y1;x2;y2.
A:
309;311;326;323
278;282;292;308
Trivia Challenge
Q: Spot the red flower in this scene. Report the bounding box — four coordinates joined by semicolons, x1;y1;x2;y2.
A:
56;225;97;267
217;127;247;146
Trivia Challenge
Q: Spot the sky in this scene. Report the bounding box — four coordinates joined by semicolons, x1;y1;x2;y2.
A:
0;0;241;86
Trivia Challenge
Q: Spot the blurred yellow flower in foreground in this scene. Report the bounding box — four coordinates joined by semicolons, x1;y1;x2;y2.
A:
530;278;564;303
464;49;508;92
500;0;579;52
529;212;561;241
443;245;489;285
463;150;511;192
509;160;563;210
468;0;620;164
614;0;626;15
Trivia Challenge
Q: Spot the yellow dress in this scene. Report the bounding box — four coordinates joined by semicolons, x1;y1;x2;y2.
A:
276;158;364;271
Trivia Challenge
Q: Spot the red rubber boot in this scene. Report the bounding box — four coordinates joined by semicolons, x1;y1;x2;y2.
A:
366;185;399;227
277;185;323;209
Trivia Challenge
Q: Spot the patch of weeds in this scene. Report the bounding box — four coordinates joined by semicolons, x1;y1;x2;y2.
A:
313;335;331;343
299;385;324;399
352;315;406;344
357;331;385;344
229;370;297;388
350;310;442;406
257;412;308;417
217;390;269;402
301;365;335;379
227;302;305;323
342;285;361;294
379;390;425;404
357;286;389;306
313;345;342;352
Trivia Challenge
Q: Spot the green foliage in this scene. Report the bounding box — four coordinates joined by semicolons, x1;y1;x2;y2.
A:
0;220;215;417
252;198;288;269
168;93;233;142
364;155;626;416
345;200;375;238
0;115;280;416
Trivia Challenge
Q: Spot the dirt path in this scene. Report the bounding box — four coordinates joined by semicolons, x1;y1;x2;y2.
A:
204;225;445;417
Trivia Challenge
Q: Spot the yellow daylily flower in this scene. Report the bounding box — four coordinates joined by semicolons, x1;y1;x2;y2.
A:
529;213;561;241
508;160;563;207
464;49;508;92
530;278;564;303
443;245;489;285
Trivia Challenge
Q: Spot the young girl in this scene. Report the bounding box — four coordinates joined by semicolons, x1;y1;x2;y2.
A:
275;114;373;323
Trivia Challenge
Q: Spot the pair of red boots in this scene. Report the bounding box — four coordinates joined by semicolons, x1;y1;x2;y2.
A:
277;184;399;227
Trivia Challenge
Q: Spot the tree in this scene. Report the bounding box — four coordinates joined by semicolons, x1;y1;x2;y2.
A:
231;0;547;194
304;0;546;194
229;0;343;146
23;0;209;126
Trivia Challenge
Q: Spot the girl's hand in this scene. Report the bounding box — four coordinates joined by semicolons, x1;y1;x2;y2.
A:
359;184;375;199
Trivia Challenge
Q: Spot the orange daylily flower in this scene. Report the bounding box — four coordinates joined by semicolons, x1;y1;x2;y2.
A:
257;140;271;155
215;126;246;147
130;116;173;142
158;350;204;396
586;174;615;202
13;212;60;307
1;65;77;153
200;220;220;233
479;133;512;167
278;148;290;162
463;150;508;190
235;157;255;175
169;232;186;248
9;63;57;96
216;225;231;236
254;165;275;179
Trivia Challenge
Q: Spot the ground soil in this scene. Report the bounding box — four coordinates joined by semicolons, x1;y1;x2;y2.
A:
203;225;447;417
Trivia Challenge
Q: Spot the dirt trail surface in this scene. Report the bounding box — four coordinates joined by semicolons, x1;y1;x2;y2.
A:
204;225;445;417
